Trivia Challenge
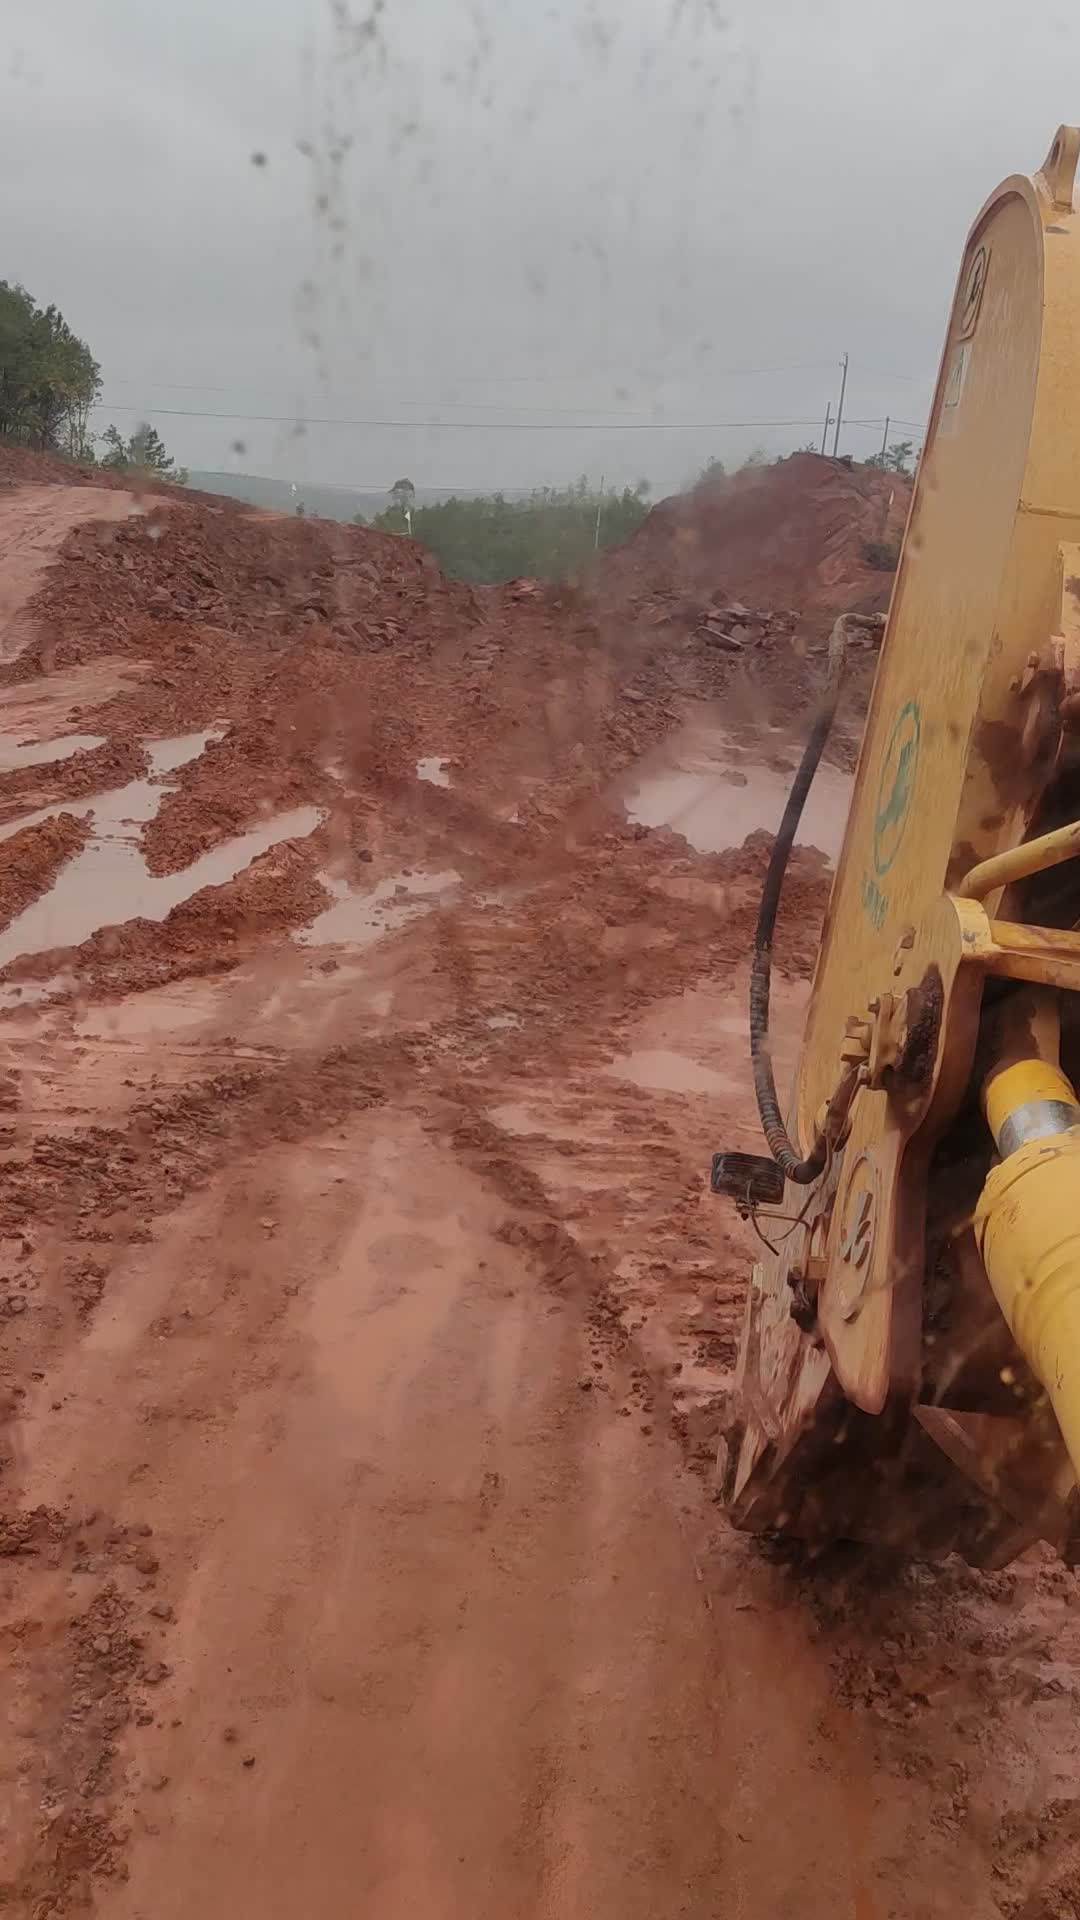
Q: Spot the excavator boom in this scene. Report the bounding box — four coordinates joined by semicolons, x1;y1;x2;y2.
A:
716;128;1080;1566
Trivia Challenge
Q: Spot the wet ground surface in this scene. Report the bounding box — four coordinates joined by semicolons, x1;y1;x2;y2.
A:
2;478;1080;1920
624;715;850;859
0;723;322;968
0;733;105;772
0;487;142;665
298;867;461;949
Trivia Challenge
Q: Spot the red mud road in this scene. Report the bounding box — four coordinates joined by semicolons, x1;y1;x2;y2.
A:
3;462;1080;1919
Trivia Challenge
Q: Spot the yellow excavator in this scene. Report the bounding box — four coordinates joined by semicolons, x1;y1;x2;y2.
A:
712;128;1080;1566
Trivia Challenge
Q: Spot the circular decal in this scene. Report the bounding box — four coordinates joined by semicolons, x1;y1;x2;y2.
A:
873;699;921;878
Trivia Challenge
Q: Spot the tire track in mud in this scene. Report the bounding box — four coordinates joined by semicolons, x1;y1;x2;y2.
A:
0;831;817;1915
3;458;1080;1917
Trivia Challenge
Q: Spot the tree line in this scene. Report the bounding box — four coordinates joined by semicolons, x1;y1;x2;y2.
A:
364;438;918;585
368;476;651;584
0;281;186;480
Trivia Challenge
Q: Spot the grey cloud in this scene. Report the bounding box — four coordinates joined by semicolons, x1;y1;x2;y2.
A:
3;0;1079;495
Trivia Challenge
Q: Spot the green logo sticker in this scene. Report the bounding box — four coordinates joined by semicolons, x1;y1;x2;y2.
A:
873;699;921;878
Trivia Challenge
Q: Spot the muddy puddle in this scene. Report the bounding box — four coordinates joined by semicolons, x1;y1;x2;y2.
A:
488;1100;600;1157
625;724;851;859
0;731;105;771
149;729;222;773
416;756;452;788
0;729;322;968
0;972;75;1012
0;730;222;848
297;869;461;948
607;1048;738;1096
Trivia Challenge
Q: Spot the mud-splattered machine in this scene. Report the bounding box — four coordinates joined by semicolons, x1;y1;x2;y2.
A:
713;129;1080;1564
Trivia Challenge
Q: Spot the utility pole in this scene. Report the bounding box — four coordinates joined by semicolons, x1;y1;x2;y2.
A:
879;414;890;461
820;403;833;455
594;472;605;551
832;352;849;456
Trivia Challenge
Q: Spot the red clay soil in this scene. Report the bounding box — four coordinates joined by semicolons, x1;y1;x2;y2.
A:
0;442;240;513
0;809;89;931
5;450;1080;1920
0;740;148;827
0;835;334;999
18;500;476;668
4;458;889;873
0;446;137;492
591;450;910;627
141;728;338;875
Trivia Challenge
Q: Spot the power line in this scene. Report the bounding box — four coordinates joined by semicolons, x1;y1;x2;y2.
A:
98;390;834;424
443;359;840;382
103;386;713;423
849;362;933;385
101;358;839;402
91;400;923;434
840;417;925;436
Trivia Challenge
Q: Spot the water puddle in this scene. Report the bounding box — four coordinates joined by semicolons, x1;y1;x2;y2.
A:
0;727;320;968
297;869;461;948
607;1048;737;1097
0;972;74;1012
625;726;850;859
0;732;105;772
149;728;222;774
489;1100;545;1136
488;1100;598;1152
0;730;223;847
75;985;224;1040
0;806;322;969
323;753;351;787
416;756;452;788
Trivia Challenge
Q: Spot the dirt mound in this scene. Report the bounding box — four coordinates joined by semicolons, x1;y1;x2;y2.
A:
590;451;909;636
3;500;678;862
0;444;135;492
0;738;148;825
0;438;235;511
21;499;477;668
562;450;906;762
0;810;89;930
0;458;870;986
0;451;881;999
3;451;890;875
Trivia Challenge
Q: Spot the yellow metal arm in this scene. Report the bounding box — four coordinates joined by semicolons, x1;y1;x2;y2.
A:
958;819;1080;902
977;1041;1080;1482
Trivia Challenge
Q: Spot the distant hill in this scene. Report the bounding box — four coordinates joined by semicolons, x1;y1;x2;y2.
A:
187;471;532;524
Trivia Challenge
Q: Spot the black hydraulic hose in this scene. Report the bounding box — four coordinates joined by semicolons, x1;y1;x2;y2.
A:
749;625;852;1184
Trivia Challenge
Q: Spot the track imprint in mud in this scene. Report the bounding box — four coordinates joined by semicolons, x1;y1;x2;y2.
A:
0;727;323;965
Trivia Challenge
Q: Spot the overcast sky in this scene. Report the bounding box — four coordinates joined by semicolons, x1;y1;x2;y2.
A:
3;0;1080;497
